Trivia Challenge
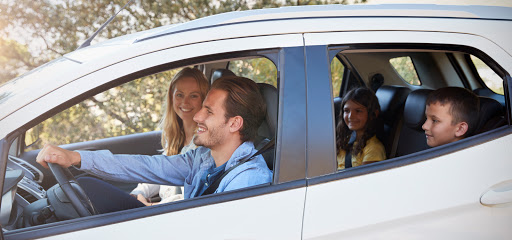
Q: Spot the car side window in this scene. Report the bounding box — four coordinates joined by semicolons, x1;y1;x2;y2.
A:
329;45;509;172
24;68;183;151
470;55;504;95
389;56;421;86
228;57;277;88
331;56;345;98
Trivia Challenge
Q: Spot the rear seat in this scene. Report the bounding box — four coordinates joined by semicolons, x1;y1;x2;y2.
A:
375;85;411;158
395;89;432;157
394;87;506;158
474;96;506;134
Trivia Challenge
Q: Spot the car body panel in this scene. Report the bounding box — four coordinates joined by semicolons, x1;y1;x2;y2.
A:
302;131;512;239
36;188;306;240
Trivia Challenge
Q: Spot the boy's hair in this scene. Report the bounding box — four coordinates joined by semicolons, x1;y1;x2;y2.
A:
211;76;266;142
426;87;480;137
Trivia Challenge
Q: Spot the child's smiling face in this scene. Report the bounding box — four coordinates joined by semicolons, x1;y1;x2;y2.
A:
422;102;465;147
343;100;368;137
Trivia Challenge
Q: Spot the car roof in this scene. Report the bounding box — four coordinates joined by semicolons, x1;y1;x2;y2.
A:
135;4;512;43
1;4;511;122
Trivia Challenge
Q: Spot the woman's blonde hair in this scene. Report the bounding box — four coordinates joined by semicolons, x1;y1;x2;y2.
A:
160;67;209;155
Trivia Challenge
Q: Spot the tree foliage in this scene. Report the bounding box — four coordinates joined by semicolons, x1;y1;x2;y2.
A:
1;0;365;149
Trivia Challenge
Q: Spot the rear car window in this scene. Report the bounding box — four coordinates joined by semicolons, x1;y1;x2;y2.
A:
470;55;504;95
228;57;277;88
389;56;421;86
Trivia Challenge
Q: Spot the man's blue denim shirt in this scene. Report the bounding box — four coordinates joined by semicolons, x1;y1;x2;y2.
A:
78;141;272;199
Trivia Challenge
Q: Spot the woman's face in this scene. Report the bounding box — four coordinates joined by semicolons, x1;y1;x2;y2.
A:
172;76;203;123
343;100;368;137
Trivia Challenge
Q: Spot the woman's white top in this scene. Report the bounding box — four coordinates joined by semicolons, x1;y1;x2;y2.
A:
130;138;197;204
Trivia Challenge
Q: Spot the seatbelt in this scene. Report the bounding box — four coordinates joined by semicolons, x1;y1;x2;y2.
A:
344;148;352;168
201;139;275;196
344;132;356;169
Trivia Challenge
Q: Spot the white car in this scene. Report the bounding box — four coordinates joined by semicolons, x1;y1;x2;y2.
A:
1;4;511;239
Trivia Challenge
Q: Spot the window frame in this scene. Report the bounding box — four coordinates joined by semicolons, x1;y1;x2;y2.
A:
307;42;512;184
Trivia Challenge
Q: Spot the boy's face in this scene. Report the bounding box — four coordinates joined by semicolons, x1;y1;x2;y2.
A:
422;102;467;147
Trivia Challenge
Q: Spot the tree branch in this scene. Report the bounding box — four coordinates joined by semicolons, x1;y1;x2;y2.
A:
88;96;141;132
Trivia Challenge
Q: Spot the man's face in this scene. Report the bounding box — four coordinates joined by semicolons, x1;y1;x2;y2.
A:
193;89;230;149
422;102;462;147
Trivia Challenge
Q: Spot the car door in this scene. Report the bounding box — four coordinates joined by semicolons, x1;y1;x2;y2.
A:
301;26;512;239
2;34;308;239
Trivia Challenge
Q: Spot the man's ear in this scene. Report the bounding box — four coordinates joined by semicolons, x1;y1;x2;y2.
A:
454;121;469;138
229;116;244;133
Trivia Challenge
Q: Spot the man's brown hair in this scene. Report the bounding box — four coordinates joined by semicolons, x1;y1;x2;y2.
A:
211;76;266;142
426;87;480;137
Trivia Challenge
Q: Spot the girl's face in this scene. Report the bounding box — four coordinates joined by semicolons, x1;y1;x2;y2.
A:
172;76;203;123
343;100;368;137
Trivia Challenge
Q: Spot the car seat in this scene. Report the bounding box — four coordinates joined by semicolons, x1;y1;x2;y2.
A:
375;85;411;158
474;88;505;107
474;96;506;134
256;83;278;170
211;68;236;82
395;89;432;157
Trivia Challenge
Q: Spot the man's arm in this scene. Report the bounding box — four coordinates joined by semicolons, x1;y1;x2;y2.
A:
36;144;81;168
37;144;197;186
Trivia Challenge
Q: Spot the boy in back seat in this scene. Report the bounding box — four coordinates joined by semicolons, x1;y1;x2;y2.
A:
422;87;479;147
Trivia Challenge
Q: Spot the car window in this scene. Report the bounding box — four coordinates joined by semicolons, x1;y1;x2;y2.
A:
331;56;345;98
228;57;277;88
24;68;183;151
389;56;421;86
470;55;504;95
329;45;509;172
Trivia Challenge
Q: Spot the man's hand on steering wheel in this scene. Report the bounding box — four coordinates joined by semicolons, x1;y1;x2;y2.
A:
36;144;81;169
37;144;97;217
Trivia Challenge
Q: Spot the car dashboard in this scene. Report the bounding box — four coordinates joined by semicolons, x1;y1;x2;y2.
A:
2;155;46;231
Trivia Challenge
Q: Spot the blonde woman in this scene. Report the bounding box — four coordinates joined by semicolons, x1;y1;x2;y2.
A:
131;67;209;206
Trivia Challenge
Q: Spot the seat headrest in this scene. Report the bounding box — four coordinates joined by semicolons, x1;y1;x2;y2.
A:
211;69;236;82
370;73;384;92
258;83;278;138
376;86;411;125
404;89;433;131
477;96;503;130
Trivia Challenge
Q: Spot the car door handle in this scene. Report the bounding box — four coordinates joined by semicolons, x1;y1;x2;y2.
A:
480;180;512;207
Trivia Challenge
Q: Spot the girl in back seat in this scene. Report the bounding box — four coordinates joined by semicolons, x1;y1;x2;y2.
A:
336;87;386;170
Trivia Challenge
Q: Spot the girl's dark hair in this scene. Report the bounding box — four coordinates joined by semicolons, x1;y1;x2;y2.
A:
336;87;381;157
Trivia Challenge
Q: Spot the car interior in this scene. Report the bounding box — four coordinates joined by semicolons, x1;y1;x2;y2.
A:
332;46;507;169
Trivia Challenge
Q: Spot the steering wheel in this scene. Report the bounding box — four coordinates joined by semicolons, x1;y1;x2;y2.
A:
48;163;98;217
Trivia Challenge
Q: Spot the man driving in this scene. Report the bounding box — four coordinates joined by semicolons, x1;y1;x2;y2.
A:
36;76;272;213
